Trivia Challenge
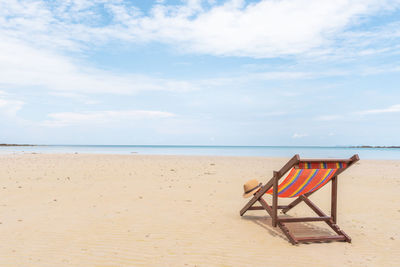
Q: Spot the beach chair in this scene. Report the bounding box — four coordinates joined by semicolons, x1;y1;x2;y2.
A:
240;154;359;244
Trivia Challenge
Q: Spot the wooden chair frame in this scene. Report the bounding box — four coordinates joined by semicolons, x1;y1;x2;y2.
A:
240;154;359;244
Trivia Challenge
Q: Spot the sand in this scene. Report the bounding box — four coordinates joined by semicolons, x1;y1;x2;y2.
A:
0;153;399;266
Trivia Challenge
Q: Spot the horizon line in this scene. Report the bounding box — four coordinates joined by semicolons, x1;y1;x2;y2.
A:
2;144;399;148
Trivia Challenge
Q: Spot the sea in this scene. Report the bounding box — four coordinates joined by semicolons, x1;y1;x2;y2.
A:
1;145;400;159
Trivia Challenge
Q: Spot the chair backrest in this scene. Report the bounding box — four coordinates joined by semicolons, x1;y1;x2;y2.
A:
297;161;347;169
266;160;349;198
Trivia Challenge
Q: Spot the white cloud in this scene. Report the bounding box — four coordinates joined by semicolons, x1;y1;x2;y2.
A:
260;111;287;117
315;115;342;121
292;133;308;138
1;0;400;59
0;32;364;97
0;0;398;99
42;110;176;127
116;0;400;58
330;21;400;59
314;105;400;121
48;92;100;105
250;71;313;80
357;104;400;115
0;97;24;117
0;36;199;95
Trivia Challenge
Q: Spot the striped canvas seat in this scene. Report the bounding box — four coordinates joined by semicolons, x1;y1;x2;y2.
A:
266;162;348;198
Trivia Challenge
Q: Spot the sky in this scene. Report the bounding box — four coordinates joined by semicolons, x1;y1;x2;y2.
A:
1;0;400;146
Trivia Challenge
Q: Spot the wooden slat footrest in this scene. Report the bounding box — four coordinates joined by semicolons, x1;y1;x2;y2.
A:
278;216;331;223
296;235;346;243
248;205;289;210
277;205;289;209
248;206;264;210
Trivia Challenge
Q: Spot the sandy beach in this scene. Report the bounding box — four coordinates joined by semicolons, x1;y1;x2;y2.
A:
0;153;399;266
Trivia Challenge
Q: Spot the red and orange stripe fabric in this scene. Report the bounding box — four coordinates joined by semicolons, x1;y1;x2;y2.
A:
298;162;347;169
266;161;346;198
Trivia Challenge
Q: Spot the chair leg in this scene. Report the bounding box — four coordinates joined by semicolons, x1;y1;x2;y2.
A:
301;195;351;243
240;195;258;216
331;176;337;224
278;222;298;245
258;196;350;244
240;178;275;216
258;198;273;217
272;174;278;227
258;198;299;244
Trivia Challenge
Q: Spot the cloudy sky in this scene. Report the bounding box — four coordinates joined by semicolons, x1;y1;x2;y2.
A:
1;0;400;145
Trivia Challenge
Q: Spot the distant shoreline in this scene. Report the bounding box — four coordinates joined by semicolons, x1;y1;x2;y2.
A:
0;144;399;148
0;144;36;147
350;146;400;148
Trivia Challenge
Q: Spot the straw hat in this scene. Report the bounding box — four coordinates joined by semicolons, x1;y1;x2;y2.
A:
243;179;262;198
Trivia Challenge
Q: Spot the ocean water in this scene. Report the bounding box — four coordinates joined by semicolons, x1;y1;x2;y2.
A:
1;145;400;159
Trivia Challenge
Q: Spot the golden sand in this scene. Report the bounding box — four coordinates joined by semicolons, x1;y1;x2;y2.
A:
0;154;399;266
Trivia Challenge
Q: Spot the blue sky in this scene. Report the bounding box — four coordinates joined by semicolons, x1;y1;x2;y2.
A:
1;0;400;146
